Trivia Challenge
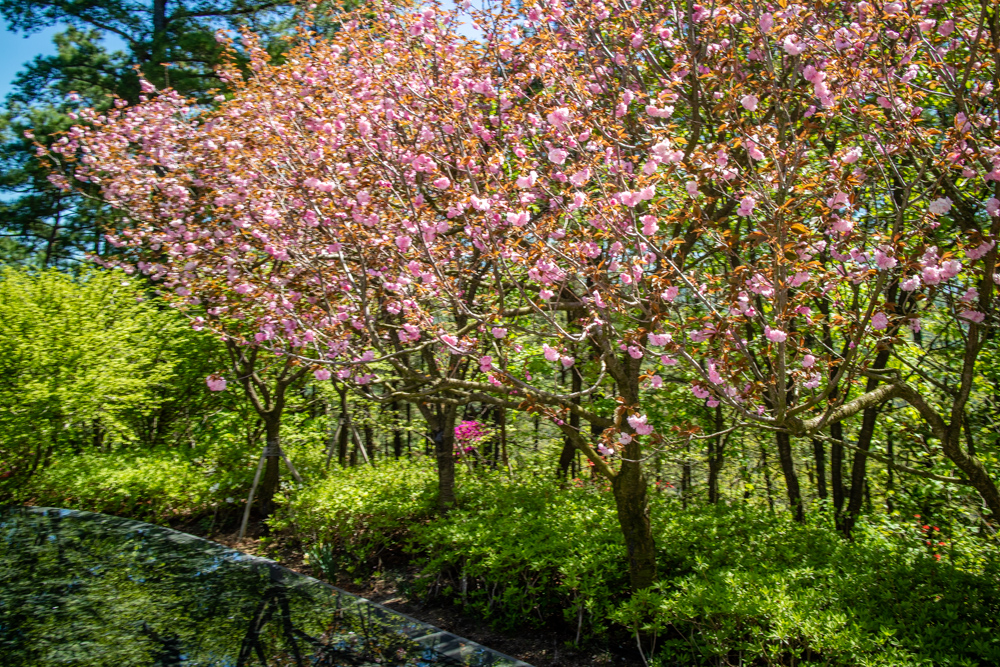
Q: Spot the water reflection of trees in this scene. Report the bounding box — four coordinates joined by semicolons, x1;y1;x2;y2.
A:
0;508;477;667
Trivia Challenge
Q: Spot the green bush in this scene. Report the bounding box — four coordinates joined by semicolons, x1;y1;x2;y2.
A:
615;505;1000;666
270;457;438;575
410;468;627;636
25;451;215;521
277;465;1000;664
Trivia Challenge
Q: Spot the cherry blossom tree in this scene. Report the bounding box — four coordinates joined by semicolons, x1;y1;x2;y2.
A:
48;0;1000;588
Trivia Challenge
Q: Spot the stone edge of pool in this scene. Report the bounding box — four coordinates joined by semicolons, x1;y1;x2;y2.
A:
11;506;535;667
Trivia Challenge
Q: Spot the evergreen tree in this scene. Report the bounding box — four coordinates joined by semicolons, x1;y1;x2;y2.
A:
0;0;293;267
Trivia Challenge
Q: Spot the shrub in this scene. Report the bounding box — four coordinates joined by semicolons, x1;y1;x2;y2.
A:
411;468;627;636
270;457;438;575
279;466;1000;664
615;505;1000;666
25;451;214;521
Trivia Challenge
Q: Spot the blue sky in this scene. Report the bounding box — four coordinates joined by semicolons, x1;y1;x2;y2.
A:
1;20;128;101
0;22;62;100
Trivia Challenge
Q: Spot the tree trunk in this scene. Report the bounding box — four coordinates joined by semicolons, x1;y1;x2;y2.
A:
707;404;725;504
886;432;894;514
364;417;374;463
776;431;803;522
681;438;692;510
557;366;583;478
612;439;657;590
811;438;828;500
258;415;281;519
337;387;350;467
392;401;404;458
843;350;891;536
843;404;879;535
831;420;847;522
761;441;775;513
422;404;458;511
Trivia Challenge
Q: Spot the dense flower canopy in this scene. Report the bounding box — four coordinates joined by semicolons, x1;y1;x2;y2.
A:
44;0;1000;545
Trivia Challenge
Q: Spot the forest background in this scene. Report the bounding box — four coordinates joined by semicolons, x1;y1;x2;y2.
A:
1;0;1000;665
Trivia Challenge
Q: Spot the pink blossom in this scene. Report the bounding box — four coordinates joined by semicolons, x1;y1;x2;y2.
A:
686;181;699;197
842;147;862;164
650;374;663;388
901;275;921;291
940;260;962;280
314;369;332;381
548;148;568;164
871;312;889;330
206;375;227;392
921;266;943;285
648;333;671;346
802;354;816;368
627;413;654;436
662;286;679;302
645;105;673;118
987;198;1000;217
764;326;787;342
479;356;493;372
966;241;995;260
783;34;806;56
874;247;897;270
737;196;756;217
741;94;759;111
692;385;710;399
516;171;537;188
790;271;809;287
641;215;658;235
759;13;774;32
569;168;590;186
827;192;850;210
661;355;678;366
831;216;854;234
746;140;765;161
561;355;575;368
928;197;953;215
618;433;633;445
395;235;412;251
543;344;560;362
707;360;724;384
959;310;985;323
546;107;572;129
507;210;530;227
627;345;643;359
432;177;451;189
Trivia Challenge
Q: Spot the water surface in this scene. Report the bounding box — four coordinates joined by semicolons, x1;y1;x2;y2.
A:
0;506;530;667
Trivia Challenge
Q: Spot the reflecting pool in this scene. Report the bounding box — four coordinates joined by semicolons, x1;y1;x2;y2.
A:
0;507;530;667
